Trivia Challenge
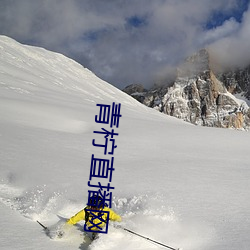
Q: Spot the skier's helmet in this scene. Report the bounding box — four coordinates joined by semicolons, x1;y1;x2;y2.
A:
88;195;103;208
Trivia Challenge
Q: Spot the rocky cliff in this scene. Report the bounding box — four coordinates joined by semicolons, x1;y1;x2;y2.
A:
123;49;250;130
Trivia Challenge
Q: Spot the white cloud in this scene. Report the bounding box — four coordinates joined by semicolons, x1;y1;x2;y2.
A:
209;5;250;68
200;18;240;45
0;0;249;88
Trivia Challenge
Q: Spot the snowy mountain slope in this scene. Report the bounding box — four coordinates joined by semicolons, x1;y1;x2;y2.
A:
0;36;250;250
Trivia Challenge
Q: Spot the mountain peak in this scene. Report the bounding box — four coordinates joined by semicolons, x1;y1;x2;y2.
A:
177;49;211;78
124;48;250;130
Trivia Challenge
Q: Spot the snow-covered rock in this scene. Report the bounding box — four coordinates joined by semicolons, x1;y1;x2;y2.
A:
124;49;250;129
217;65;250;100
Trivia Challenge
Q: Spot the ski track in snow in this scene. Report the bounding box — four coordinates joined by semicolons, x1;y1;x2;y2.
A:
0;179;211;250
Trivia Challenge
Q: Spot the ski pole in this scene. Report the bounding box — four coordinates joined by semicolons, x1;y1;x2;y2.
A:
122;227;180;250
37;220;49;231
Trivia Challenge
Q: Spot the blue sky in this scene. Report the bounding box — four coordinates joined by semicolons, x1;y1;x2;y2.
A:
0;0;249;89
206;0;249;29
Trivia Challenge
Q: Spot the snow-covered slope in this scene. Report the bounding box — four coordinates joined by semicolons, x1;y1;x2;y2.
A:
0;36;250;250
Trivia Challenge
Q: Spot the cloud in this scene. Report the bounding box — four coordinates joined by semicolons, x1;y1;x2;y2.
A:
200;18;240;45
209;4;250;69
0;0;249;88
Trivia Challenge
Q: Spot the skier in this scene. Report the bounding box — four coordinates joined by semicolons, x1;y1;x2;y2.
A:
66;196;122;239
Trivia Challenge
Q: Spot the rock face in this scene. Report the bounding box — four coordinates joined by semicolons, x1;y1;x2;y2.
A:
217;66;250;99
123;49;250;130
123;84;147;103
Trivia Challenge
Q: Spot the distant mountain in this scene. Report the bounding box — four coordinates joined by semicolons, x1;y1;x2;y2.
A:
123;49;250;130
